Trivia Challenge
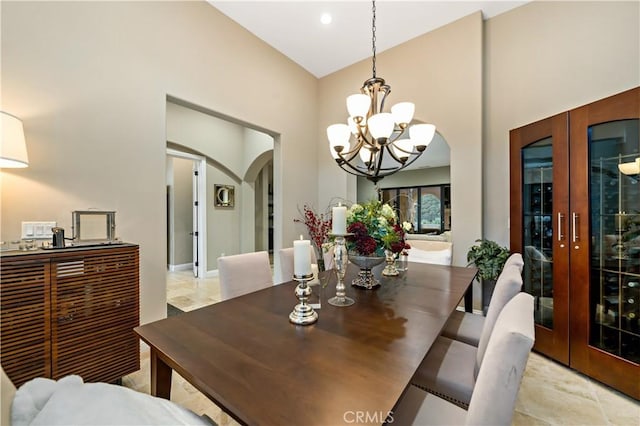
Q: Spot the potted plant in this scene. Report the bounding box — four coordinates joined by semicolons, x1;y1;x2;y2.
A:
466;239;510;315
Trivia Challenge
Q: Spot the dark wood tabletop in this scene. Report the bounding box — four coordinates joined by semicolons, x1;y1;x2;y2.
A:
135;262;477;426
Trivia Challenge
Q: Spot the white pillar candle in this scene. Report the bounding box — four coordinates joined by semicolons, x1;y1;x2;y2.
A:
332;204;347;235
294;235;312;276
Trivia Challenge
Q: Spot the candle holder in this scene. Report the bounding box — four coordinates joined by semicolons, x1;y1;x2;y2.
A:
328;234;355;307
289;273;318;325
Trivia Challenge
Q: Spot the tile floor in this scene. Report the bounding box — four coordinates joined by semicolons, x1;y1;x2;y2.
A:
122;270;640;425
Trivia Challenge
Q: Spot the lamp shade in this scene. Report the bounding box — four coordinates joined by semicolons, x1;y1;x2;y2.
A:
368;113;394;139
391;102;415;126
0;112;29;168
346;94;370;120
392;138;414;161
618;157;640;175
409;123;436;149
327;123;351;157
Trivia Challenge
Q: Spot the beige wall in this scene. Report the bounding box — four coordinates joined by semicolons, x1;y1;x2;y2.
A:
318;12;483;278
484;0;640;246
1;1;318;324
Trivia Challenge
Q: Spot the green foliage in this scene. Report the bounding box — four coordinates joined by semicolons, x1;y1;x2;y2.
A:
466;239;510;281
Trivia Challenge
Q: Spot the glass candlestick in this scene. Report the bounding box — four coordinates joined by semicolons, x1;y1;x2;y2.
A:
328;234;355;307
289;273;318;325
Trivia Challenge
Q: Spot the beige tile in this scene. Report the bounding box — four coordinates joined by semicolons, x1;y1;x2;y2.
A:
512;410;552;426
589;380;640;425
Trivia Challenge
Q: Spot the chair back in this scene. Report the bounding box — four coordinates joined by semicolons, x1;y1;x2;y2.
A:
503;252;524;273
475;264;523;377
407;241;453;266
278;246;318;283
218;251;273;301
465;293;534;425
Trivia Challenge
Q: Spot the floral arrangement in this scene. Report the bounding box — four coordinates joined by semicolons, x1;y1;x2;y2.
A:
294;204;332;258
346;200;411;257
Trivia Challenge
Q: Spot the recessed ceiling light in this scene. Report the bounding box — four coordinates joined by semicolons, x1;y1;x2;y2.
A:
320;13;332;25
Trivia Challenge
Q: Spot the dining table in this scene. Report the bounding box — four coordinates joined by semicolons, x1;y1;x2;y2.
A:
134;261;477;425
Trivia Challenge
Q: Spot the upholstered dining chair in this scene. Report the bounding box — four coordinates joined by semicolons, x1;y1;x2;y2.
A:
393;292;535;425
2;366;213;426
410;265;523;408
278;246;318;283
407;240;453;266
218;251;273;301
441;253;524;346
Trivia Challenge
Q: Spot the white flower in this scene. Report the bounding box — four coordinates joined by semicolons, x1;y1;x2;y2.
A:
381;204;395;219
402;221;412;231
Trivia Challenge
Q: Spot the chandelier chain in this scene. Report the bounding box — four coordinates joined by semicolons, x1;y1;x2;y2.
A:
371;0;377;78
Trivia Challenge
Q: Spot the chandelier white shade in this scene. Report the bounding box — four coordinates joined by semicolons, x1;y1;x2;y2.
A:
327;1;435;183
0;112;29;168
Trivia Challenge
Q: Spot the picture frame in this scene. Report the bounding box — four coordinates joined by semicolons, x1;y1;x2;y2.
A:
215;184;234;207
72;210;116;242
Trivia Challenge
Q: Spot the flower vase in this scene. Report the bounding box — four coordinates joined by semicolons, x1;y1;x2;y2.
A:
349;255;385;289
382;250;400;276
397;253;409;272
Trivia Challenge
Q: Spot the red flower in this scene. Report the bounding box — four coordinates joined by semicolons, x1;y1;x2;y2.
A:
294;204;332;252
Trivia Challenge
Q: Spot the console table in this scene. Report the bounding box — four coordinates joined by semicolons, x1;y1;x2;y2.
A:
0;243;139;387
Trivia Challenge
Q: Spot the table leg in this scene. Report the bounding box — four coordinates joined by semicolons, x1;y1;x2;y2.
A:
150;348;172;399
464;285;473;313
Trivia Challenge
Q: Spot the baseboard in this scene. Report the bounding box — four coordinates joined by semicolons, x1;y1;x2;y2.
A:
168;263;193;272
205;269;219;278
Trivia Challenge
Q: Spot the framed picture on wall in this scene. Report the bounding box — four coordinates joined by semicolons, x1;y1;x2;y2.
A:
215;184;234;207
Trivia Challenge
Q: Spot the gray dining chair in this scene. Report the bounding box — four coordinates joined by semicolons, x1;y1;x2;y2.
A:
218;251;273;301
278;246;318;283
441;253;523;346
410;264;523;408
393;292;534;425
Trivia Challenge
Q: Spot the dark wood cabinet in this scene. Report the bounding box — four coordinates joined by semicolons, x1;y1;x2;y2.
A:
1;244;139;387
510;87;640;400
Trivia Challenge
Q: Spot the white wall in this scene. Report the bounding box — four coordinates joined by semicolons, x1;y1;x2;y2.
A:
1;1;318;324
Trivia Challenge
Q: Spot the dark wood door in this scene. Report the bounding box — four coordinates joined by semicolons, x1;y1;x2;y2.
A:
510;113;571;364
568;87;640;399
511;87;640;399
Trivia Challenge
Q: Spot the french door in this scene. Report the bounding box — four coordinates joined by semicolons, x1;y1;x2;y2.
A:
510;87;639;399
510;112;571;364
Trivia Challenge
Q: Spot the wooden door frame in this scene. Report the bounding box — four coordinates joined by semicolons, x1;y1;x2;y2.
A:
568;87;640;399
510;112;571;364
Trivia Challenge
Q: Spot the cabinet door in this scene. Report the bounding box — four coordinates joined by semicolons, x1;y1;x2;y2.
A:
569;87;640;399
51;247;140;382
510;113;571;364
0;258;51;386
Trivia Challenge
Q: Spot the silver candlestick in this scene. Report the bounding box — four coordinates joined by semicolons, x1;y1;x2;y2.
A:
289;273;318;325
328;234;355;307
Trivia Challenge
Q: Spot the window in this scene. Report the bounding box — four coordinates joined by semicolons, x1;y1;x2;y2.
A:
380;184;450;234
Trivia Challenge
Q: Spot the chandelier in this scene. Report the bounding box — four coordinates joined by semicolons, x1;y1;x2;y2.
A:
327;0;436;183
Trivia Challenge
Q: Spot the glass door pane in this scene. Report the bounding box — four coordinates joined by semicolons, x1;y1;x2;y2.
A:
589;119;640;364
419;187;442;233
522;138;554;328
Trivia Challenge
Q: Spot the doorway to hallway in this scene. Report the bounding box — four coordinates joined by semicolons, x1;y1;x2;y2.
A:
166;149;206;278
